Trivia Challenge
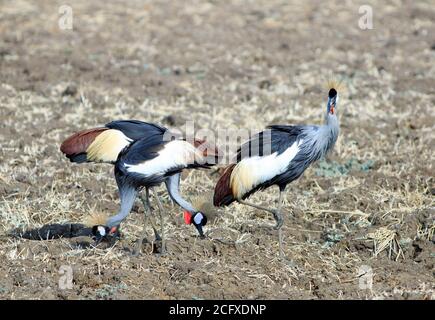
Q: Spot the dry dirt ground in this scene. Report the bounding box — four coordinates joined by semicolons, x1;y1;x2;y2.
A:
0;0;434;300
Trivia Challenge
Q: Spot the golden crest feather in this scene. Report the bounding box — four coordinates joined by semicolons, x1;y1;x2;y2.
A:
191;193;220;223
325;77;346;94
83;212;109;227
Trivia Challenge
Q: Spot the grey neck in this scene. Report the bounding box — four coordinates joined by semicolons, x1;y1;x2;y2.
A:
320;113;339;154
325;113;339;136
165;173;196;213
301;113;339;163
107;184;137;228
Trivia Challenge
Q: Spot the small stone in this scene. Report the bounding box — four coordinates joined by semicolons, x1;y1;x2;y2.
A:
187;63;206;74
62;84;78;96
258;79;271;89
280;43;289;50
161;114;186;127
70;236;93;249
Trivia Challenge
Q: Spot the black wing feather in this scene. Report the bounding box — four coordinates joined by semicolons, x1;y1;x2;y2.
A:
105;120;167;141
119;133;165;166
235;125;303;162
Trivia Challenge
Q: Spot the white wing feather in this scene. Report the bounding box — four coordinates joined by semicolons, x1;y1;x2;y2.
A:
125;140;201;176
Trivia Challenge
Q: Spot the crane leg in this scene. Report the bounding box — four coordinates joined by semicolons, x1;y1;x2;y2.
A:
141;188;161;241
275;191;296;267
133;188;161;255
237;199;283;229
152;189;167;255
238;191;294;266
275;191;286;261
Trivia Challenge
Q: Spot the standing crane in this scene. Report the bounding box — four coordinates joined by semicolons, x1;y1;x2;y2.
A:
61;120;219;253
214;85;341;262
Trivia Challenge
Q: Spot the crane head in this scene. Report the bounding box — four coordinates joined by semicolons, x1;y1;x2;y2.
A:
92;225;118;243
325;77;345;116
327;88;338;115
184;211;208;238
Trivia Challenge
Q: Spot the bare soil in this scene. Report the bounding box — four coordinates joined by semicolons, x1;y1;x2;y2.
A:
0;0;434;299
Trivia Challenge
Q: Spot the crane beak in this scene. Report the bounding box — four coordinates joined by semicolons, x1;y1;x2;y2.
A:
194;224;205;238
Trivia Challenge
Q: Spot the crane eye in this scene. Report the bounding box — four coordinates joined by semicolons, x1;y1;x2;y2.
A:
328;88;337;98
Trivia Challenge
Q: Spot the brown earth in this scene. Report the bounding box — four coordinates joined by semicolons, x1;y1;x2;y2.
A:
0;0;434;300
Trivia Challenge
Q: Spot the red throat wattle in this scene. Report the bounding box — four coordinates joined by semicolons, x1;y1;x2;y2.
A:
330;104;335;115
184;211;192;224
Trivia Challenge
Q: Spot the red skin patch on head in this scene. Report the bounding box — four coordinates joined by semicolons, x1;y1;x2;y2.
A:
330;105;335;114
109;227;117;234
184;211;192;224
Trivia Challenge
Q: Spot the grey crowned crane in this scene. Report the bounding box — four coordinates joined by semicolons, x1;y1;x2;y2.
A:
214;84;341;262
60;120;220;253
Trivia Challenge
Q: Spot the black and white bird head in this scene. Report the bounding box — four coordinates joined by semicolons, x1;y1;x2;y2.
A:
91;225;119;243
325;78;345;118
327;87;339;116
184;211;207;238
92;225;110;242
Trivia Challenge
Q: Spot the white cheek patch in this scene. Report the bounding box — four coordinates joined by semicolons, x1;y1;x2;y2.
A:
193;213;203;225
98;226;106;236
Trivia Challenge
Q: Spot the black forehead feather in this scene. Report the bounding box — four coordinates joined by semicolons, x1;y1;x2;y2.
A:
328;88;337;98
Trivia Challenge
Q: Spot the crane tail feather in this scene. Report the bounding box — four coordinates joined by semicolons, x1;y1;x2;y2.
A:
68;153;88;163
213;164;236;207
60;127;108;163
